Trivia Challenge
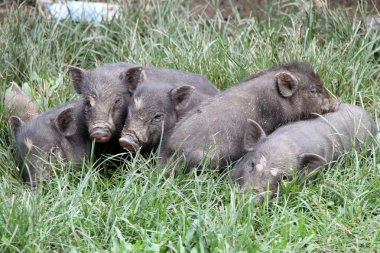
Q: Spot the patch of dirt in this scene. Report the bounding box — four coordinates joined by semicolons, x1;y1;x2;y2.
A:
188;0;380;20
1;0;379;21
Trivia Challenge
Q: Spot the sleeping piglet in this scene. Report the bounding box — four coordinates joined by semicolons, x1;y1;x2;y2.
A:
232;103;377;201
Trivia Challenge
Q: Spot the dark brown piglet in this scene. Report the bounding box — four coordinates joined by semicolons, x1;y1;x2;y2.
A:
232;103;377;201
70;63;136;143
118;67;219;153
10;99;89;186
160;62;340;172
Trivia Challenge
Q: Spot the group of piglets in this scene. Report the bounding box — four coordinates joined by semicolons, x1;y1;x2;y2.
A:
5;62;377;202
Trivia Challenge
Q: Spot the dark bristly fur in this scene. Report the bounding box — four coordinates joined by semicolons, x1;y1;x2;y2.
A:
10;99;89;186
119;67;219;154
232;103;377;202
160;62;340;173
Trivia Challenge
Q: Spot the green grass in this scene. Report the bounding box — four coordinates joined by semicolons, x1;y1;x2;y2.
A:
1;0;380;252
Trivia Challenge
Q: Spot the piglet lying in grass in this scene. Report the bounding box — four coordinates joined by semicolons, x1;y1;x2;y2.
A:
71;63;218;145
160;62;340;172
232;103;377;201
10;97;124;187
10;99;90;186
119;66;219;153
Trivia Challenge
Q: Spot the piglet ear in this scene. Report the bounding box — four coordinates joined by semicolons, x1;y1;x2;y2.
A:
55;107;77;137
120;66;147;94
170;85;195;112
297;153;326;172
5;83;38;121
10;82;23;94
70;66;86;94
276;71;299;98
9;116;24;131
244;119;266;151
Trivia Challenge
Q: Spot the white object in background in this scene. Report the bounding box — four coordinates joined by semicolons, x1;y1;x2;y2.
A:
45;1;119;23
366;15;380;29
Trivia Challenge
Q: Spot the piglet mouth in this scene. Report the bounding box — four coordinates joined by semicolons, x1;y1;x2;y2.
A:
119;133;141;151
89;126;112;143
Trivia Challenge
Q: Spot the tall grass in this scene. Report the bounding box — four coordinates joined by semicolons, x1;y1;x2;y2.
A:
0;0;379;252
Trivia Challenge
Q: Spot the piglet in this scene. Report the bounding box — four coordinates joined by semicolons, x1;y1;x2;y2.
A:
119;66;219;153
10;99;89;186
232;103;377;201
160;62;340;172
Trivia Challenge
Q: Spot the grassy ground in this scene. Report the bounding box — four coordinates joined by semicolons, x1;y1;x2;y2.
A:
1;1;380;252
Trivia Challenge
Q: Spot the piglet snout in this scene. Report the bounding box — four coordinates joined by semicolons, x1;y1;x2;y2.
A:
90;127;112;143
119;133;140;151
321;97;341;114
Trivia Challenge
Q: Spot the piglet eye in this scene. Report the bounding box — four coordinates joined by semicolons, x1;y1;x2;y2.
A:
248;162;255;173
153;113;164;121
85;99;92;108
115;98;122;106
310;88;317;94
